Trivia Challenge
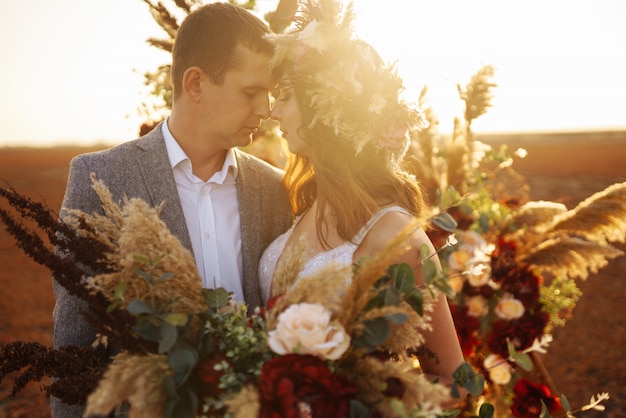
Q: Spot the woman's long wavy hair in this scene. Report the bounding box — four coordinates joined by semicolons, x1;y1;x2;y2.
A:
282;76;430;248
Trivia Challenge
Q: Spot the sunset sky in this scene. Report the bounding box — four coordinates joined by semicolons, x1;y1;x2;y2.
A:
1;0;625;147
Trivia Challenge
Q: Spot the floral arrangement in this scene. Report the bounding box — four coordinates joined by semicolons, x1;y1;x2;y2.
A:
409;64;623;417
0;174;487;418
267;0;427;156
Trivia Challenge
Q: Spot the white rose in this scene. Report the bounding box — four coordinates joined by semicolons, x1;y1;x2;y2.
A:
458;230;486;250
267;303;350;360
483;354;512;385
448;248;472;271
495;294;525;320
466;295;489;317
466;261;491;287
448;274;465;295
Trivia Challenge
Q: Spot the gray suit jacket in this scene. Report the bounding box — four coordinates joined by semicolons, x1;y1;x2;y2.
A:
51;124;292;417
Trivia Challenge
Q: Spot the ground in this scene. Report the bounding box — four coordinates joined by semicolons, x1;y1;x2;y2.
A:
0;133;624;417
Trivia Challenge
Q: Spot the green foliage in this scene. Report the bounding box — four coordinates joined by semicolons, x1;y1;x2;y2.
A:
507;340;533;372
540;276;582;332
451;362;485;398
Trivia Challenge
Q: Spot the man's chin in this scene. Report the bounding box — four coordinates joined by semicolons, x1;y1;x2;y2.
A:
236;134;254;147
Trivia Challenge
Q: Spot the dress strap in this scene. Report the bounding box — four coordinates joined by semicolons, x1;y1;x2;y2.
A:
352;206;411;245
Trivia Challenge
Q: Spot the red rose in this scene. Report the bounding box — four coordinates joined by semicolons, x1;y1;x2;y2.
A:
450;304;481;356
501;266;541;309
491;239;518;282
487;311;549;358
258;354;359;418
462;281;496;299
511;378;561;417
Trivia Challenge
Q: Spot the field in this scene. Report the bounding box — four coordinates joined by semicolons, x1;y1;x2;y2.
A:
1;132;625;417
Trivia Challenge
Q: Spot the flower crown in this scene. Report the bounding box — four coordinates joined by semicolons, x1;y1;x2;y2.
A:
267;0;427;156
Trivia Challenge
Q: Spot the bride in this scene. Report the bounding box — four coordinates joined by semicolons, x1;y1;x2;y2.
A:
258;0;465;392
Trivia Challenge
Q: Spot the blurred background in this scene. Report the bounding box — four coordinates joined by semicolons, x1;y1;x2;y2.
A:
0;0;624;146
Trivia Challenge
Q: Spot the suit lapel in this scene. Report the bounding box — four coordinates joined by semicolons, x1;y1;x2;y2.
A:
234;150;260;304
134;125;193;252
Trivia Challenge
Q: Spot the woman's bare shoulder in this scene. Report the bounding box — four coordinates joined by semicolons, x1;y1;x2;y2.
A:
359;209;433;256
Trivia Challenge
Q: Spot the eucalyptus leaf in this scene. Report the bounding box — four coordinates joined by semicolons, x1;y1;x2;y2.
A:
168;387;198;418
353;317;390;349
382;286;400;306
349;399;371;418
133;268;154;286
419;243;431;260
431;212;458;233
157;272;175;283
405;290;424;316
159;322;179;353
440;186;462;209
169;347;198;376
163;375;178;399
478;402;495;418
133;254;151;265
421;260;437;285
512;352;533;371
203;288;230;309
560;395;570;411
364;293;385;311
384;313;407;324
128;299;154;315
452;362;485;397
163;312;189;327
113;282;126;299
387;263;415;294
135;322;160;342
106;300;122;313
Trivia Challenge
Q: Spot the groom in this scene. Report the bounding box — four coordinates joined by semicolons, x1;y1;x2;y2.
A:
51;3;292;417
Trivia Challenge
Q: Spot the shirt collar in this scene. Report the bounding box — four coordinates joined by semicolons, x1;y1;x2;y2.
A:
162;118;239;182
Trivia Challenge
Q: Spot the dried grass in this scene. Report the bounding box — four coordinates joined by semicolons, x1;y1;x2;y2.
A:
84;352;171;418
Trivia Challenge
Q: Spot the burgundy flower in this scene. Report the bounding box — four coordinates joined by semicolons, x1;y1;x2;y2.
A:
462;281;496;299
450;304;481;356
487;310;550;358
194;353;232;399
501;197;521;209
491;238;518;282
511;378;561;417
450;206;475;231
501;266;541;309
257;294;284;322
383;377;405;399
258;354;359;418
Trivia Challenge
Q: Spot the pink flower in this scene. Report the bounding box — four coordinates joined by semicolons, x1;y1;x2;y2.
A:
378;125;408;149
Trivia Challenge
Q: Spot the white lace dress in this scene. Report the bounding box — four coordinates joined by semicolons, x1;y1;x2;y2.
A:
258;206;411;304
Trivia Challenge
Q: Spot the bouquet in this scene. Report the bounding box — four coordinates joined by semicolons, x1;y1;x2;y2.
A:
409;65;622;416
0;175;484;418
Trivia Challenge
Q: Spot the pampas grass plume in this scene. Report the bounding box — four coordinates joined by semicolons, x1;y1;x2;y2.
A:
523;236;624;280
223;384;261;417
85;352;172;418
74;175;206;315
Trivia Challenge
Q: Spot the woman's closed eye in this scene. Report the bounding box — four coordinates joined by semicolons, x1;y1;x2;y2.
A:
277;88;293;102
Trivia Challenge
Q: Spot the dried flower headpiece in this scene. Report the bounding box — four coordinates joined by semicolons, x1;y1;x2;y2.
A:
267;0;427;156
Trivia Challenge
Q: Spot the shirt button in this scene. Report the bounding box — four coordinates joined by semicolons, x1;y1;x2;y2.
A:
204;232;210;239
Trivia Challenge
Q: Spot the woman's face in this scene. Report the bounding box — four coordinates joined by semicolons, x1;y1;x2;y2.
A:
270;84;311;156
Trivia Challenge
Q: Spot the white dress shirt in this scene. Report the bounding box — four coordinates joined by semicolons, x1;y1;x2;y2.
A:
162;120;244;302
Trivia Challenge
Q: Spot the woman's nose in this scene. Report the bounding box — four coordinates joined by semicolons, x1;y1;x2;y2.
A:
270;102;281;121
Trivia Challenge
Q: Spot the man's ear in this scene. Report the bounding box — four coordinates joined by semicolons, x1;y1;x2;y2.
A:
182;66;206;103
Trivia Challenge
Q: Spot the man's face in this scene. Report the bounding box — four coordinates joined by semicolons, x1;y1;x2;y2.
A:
199;45;275;149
